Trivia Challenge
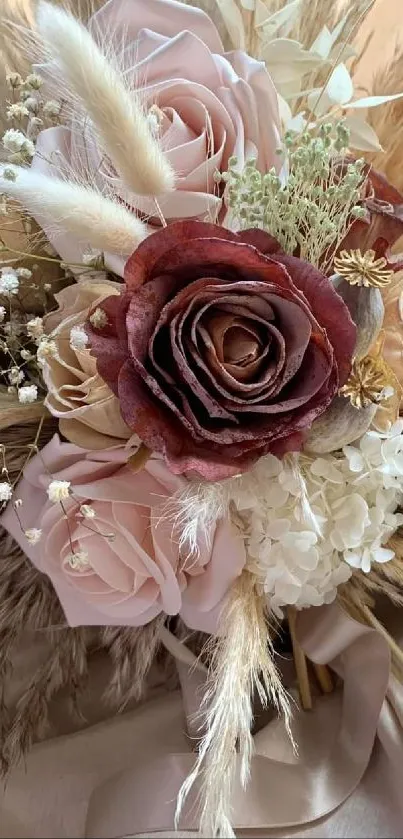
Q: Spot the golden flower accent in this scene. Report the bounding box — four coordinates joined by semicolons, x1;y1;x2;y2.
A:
340;355;395;409
334;249;393;288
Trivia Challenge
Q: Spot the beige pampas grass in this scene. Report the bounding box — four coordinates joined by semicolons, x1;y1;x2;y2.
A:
36;1;175;198
0;167;147;255
176;570;293;838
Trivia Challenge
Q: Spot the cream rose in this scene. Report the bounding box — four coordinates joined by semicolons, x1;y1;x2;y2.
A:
33;0;281;274
42;282;131;449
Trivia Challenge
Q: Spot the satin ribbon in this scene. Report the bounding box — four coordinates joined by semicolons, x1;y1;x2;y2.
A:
85;603;391;837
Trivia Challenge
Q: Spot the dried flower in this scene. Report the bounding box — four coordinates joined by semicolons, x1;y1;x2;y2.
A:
0;482;12;502
340;356;394;409
16;267;33;279
69;325;88;350
25;73;43;90
18;384;38;403
66;550;90;571
25;528;42;545
47;479;71;503
80;504;95;518
26;316;44;339
6;72;23;89
7;103;29;121
8;367;25;385
0;306;6;322
0;272;19;295
43;99;61;118
2;128;26;152
89;306;108;329
334;249;393;288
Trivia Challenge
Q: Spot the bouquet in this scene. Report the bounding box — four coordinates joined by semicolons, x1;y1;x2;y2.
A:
1;0;403;834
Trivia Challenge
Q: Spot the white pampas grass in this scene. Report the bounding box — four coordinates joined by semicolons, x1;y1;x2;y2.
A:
36;2;175;197
176;570;293;838
0;166;146;255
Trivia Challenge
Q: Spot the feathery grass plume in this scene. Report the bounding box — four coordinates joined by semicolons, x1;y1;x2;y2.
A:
176;569;293;838
36;2;175;197
0;167;147;255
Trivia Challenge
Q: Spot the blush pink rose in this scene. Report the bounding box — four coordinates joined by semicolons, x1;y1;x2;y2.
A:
32;0;281;275
0;436;245;632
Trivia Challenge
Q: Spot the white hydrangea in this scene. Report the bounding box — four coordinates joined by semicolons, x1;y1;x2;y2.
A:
225;421;403;615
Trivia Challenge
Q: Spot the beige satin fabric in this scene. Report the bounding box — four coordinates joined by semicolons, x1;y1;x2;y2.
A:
86;604;395;837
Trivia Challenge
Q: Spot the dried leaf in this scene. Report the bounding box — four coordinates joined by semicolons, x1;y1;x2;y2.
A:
214;0;246;49
344;114;383;152
326;63;353;105
348;93;403;109
305;397;377;454
256;0;301;39
310;25;333;59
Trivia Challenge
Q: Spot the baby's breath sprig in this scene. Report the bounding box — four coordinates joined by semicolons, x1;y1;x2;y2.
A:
219;123;367;271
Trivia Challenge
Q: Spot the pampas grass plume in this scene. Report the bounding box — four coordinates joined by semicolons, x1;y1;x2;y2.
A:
36;1;175;197
0;166;146;255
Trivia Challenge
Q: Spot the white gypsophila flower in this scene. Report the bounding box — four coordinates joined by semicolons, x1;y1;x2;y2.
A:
89;307;108;329
0;306;6;322
66;550;90;571
25;528;42;545
20;349;34;361
16;267;33;280
80;504;96;519
26;316;44;339
7;103;29;121
8;366;24;385
223;423;403;615
37;337;57;362
47;479;71;503
24;96;39;114
18;384;38;403
0;272;19;295
0;482;12;502
2;128;26;152
70;325;88;350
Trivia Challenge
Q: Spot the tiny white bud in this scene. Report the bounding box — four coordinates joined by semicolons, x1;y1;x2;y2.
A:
80;504;96;519
25;528;42;545
14;498;23;509
0;305;6;322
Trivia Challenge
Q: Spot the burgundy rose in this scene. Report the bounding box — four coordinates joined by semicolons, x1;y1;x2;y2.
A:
87;222;356;479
